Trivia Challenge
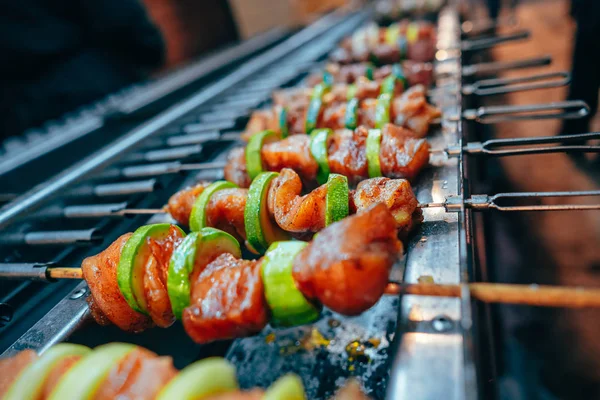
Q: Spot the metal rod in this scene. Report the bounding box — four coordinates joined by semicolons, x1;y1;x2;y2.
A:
462;55;552;77
386;282;600;308
178;161;228;171
453;132;600;157
461;100;590;123
419;190;600;212
462;71;571;96
461;30;530;51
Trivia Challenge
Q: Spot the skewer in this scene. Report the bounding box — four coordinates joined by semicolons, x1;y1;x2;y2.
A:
2;264;599;309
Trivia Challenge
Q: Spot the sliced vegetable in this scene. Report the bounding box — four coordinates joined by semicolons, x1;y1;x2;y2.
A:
278;107;289;138
245;130;277;181
189;181;238;232
366;129;383;178
245;172;291;254
305;82;330;134
380;75;396;96
406;22;419;43
346;84;357;101
156;357;238;400
262;241;321;327
5;344;91;400
167;228;241;319
264;374;307;400
391;63;408;91
364;63;374;81
309;128;332;185
325;174;350;226
344;98;359;130
48;343;135;400
384;23;400;46
117;224;185;314
375;93;392;129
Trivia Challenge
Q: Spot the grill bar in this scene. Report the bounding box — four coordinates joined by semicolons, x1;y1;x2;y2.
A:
0;229;102;246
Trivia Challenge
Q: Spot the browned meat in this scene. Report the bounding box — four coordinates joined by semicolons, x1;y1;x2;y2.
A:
165;183;207;225
93;347;176;400
206;188;248;245
379;123;430;181
292;204;402;315
224;148;252;188
143;226;186;327
327;127;368;186
245;84;439;139
267;168;329;233
261;135;320;184
182;254;269;344
225;124;429;188
82;234;153;332
352;177;422;236
0;350;37;398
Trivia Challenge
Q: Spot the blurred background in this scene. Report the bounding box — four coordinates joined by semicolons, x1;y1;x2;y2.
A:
0;0;598;399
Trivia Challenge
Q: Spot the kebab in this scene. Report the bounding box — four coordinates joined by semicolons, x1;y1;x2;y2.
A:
164;169;422;253
228;125;431;188
14;206;600;347
243;84;441;140
329;21;437;65
304;61;434;87
1;342;368;399
274;63;434;107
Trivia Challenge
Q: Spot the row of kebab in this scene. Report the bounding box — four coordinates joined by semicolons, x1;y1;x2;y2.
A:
2;19;600;400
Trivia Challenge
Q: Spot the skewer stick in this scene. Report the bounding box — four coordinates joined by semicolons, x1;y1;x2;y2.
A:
44;267;600;308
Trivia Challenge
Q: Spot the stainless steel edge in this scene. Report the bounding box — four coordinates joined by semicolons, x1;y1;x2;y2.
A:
387;7;476;400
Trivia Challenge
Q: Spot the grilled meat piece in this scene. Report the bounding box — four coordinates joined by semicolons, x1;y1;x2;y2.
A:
227;124;430;187
353;177;422;237
244;85;440;139
94;347;176;400
292;203;402;315
182;254;269;344
143;226;186;327
267;168;330;233
82;233;153;332
165;183;206;225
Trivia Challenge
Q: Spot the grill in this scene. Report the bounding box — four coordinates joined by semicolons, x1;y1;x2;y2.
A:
0;5;599;399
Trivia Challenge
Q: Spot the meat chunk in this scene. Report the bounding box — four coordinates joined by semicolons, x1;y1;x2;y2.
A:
183;254;269;343
268;168;329;233
166;183;207;225
224;148;252;188
82;234;153;332
93;347;176;400
206;188;248;244
353;176;421;236
262;135;319;185
41;355;83;399
293;203;402;315
143;226;186;327
379;123;430;181
327;127;369;186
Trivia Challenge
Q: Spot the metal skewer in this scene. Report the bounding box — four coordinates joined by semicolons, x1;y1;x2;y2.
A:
1;263;599;309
